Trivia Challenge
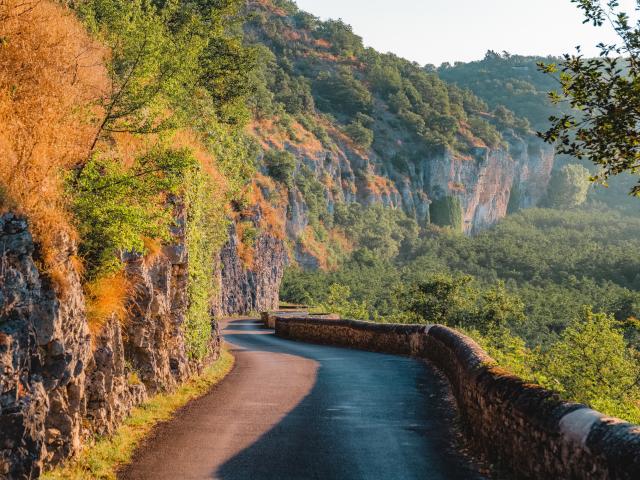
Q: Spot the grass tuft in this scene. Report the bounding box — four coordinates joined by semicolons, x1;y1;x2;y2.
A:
42;349;234;480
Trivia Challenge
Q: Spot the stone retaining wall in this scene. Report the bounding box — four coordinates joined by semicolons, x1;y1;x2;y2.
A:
274;316;640;480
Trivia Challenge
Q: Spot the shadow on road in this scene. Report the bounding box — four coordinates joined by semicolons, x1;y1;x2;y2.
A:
215;320;486;480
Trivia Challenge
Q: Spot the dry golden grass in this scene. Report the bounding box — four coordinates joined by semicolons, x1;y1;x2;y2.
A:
142;237;164;265
235;220;256;270
0;0;108;278
85;271;130;335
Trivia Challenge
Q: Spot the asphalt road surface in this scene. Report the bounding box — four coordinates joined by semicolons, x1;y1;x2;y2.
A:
119;318;487;480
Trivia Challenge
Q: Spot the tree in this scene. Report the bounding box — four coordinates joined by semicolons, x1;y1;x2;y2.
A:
75;0;254;162
540;0;640;195
430;196;464;231
474;281;526;332
322;283;369;320
537;308;640;422
544;164;591;208
264;149;296;186
407;274;474;325
344;121;374;149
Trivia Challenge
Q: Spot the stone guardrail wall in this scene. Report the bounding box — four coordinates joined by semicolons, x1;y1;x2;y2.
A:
273;316;640;480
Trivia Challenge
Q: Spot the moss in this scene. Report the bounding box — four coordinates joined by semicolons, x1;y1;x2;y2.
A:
42;350;234;480
430;196;463;231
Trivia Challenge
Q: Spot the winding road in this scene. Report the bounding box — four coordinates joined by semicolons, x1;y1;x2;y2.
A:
119;318;487;480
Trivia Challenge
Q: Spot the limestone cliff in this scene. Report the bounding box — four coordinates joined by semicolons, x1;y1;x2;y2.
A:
252;118;554;270
214;177;289;316
0;209;225;477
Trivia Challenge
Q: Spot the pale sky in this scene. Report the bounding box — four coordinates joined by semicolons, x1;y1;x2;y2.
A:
294;0;635;66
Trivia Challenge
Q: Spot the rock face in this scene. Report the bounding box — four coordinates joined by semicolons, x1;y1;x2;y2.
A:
253;120;555;268
0;213;90;478
216;221;287;317
85;316;146;436
0;208;226;478
124;249;192;394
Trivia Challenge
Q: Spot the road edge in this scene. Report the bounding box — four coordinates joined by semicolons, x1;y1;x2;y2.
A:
42;348;236;480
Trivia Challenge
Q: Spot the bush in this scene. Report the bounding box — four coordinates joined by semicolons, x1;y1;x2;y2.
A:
344;121;374;149
430;196;464;231
71;148;196;278
0;0;108;274
264;149;297;186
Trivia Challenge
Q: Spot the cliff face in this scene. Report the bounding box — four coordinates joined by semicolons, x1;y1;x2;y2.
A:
0;209;225;477
252;118;554;269
0;214;89;477
215;223;287;316
214;178;289;316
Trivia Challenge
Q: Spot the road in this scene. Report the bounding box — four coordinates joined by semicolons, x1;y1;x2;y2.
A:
119;318;487;480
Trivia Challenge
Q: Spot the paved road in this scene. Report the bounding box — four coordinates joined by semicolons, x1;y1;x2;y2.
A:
120;318;487;480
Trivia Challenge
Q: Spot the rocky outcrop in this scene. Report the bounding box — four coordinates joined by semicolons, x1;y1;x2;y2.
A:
255;121;555;260
275;316;640;480
85;317;146;436
215;222;287;316
0;206;226;478
0;213;90;478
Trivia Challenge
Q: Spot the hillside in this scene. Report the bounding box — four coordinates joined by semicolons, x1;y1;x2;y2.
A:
242;0;556;269
439;52;640;215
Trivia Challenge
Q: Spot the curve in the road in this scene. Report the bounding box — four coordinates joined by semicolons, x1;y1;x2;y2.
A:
119;318;487;480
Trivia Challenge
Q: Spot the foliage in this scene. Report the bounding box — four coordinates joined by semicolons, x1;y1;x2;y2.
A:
537;308;640;422
42;349;234;480
295;165;328;225
544;164;591;208
75;0;253;147
333;203;419;261
539;0;640;195
316;19;364;56
429;196;463;231
85;272;130;335
0;0;107;275
344;121;374;149
439;51;567;131
405;274;474;325
466;326;538;380
71;148;195;278
320;284;369;320
184;165;229;360
264;149;296;186
244;0;525;215
314;70;373;118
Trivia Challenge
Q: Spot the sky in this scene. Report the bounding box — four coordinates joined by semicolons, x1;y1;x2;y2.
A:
294;0;635;66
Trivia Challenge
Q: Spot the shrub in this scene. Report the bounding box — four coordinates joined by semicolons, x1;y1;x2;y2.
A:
344;121;374;149
430;196;464;231
71;148;196;278
264;149;297;186
0;0;108;274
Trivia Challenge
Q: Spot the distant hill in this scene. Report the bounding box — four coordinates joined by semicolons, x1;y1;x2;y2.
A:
438;51;570;132
243;0;557;269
